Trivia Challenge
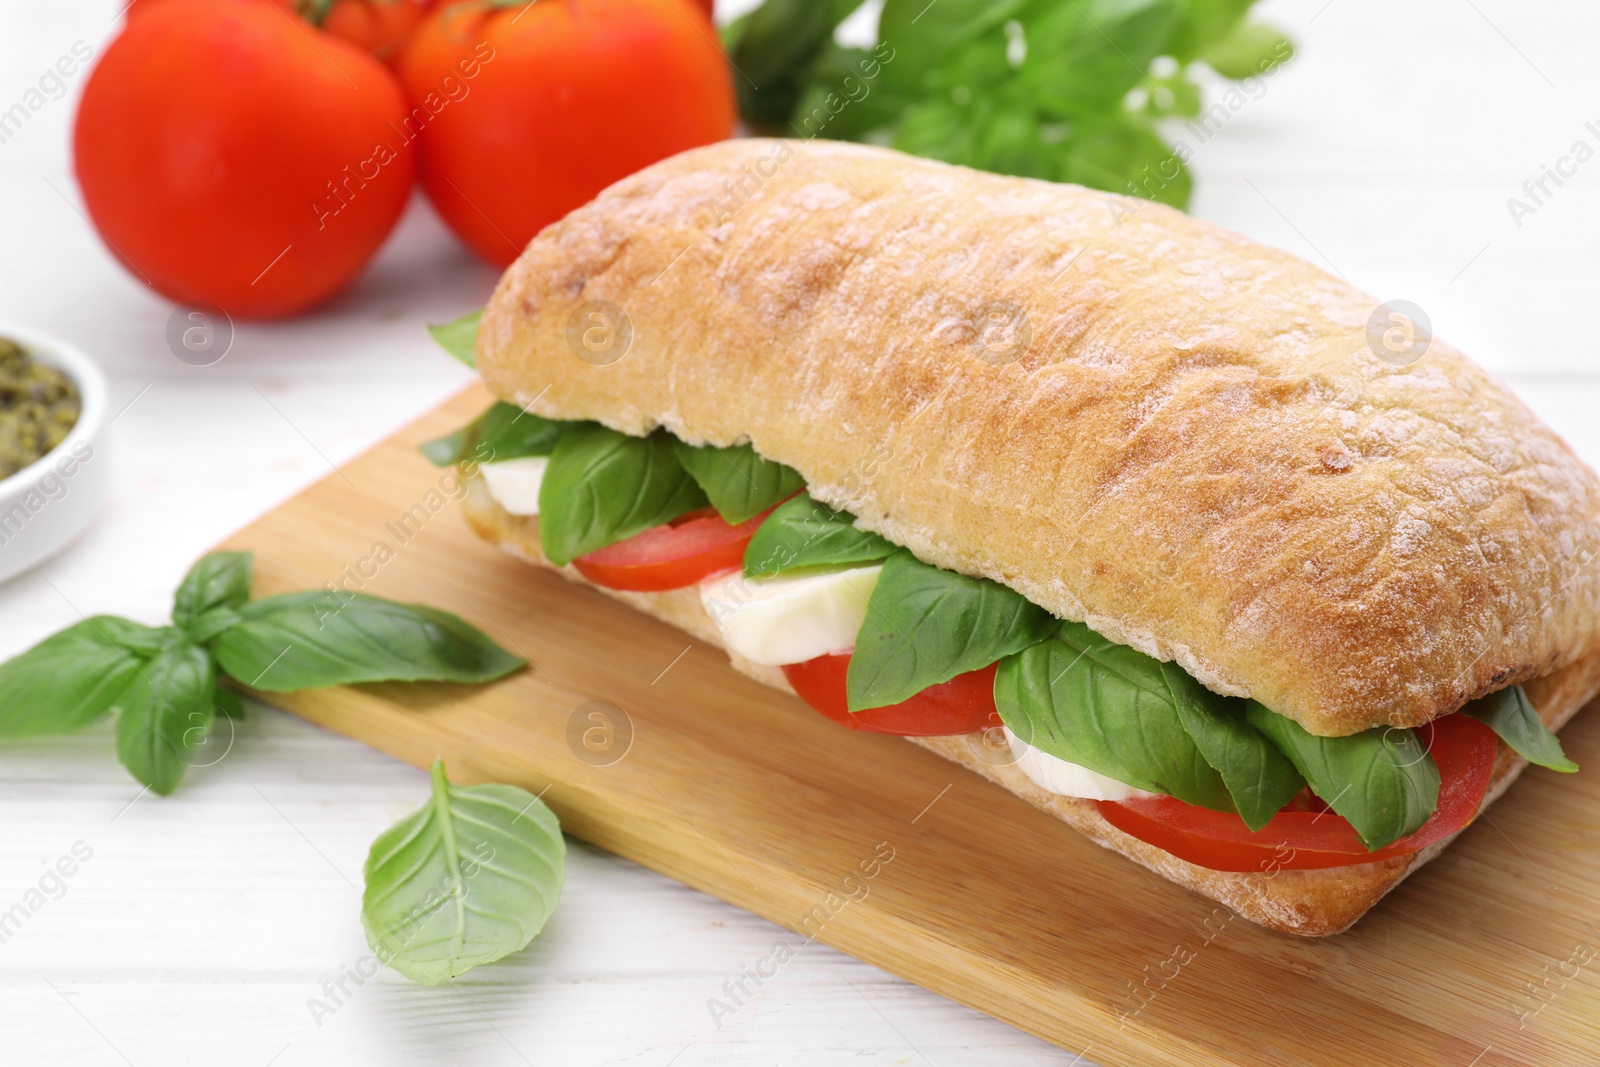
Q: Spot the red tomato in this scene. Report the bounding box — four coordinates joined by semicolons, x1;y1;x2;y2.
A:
783;653;1002;736
76;0;414;318
395;0;735;267
573;507;770;592
1098;714;1500;871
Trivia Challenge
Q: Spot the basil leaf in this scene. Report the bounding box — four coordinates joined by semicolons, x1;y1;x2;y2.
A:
173;551;253;632
184;607;243;644
876;0;1028;94
215;688;245;721
537;425;708;566
726;0;838;123
1023;0;1185;119
1199;20;1293;78
974;107;1054;180
1162;666;1304;831
112;642;215;796
789;44;912;141
893;98;986;167
212;593;525;692
428;310;482;369
95;617;179;657
995;624;1234;811
673;440;804;525
420;403;567;468
828;0;874;35
1245;703;1439;850
721;10;751;53
729;0;875;125
742;493;895;578
1461;686;1576;773
1061;116;1191;210
363;760;565;985
847;552;1056;711
478;404;565;462
0;617;157;737
1167;0;1254;59
418;424;472;467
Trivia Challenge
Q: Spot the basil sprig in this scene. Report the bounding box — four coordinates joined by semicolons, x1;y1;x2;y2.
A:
1245;703;1439;850
847;552;1056;711
1462;685;1576;773
421;402;567;468
996;624;1236;813
673;440;804;525
362;760;565;985
0;552;525;794
730;0;1292;211
537;424;708;565
742;493;894;578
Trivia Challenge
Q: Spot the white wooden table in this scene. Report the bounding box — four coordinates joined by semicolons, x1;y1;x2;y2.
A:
1;1;1595;1063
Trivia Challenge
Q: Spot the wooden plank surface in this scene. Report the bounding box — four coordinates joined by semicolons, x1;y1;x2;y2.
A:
220;385;1600;1067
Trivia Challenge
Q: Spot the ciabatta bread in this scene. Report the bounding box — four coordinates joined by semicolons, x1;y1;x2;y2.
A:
478;139;1600;738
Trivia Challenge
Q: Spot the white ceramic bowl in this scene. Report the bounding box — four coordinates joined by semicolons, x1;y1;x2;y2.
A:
0;324;111;584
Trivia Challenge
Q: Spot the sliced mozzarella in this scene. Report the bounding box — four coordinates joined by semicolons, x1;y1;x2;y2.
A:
700;565;882;666
480;456;549;516
1004;727;1158;802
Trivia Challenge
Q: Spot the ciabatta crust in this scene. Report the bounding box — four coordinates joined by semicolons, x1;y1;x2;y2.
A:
478;139;1600;737
461;482;1600;936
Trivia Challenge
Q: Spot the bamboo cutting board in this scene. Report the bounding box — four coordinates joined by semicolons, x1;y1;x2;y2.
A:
221;386;1600;1066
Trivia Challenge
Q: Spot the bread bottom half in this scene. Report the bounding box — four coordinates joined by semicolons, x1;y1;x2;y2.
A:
462;479;1600;936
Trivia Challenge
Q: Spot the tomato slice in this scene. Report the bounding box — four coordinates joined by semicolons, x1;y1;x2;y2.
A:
782;652;1002;736
573;507;773;592
1097;713;1500;871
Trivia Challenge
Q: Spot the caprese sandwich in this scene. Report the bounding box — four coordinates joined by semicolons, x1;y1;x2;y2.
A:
427;139;1600;936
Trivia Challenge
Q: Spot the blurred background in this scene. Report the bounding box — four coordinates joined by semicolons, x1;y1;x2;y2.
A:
0;0;1595;1063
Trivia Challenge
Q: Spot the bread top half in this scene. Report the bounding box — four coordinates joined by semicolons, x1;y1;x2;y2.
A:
478;138;1600;737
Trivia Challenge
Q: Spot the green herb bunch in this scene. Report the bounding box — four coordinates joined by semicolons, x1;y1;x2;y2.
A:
0;551;525;795
724;0;1294;209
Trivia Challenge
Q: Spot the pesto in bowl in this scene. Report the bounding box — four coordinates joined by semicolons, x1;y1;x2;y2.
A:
0;337;81;479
